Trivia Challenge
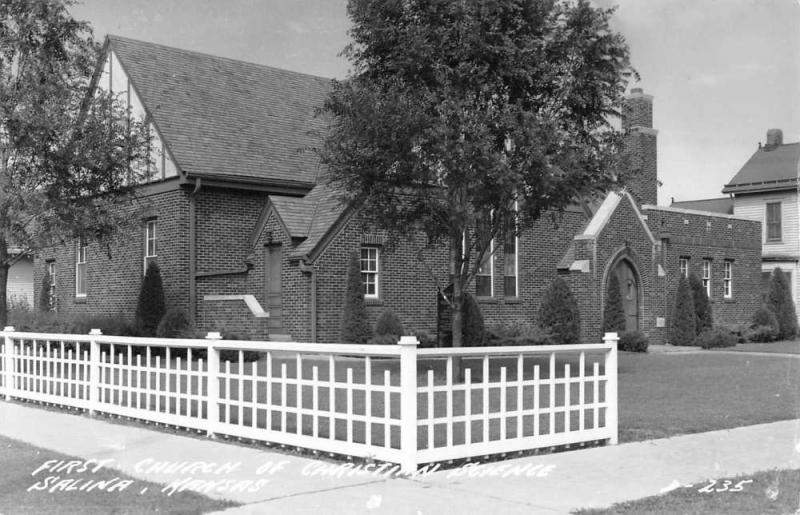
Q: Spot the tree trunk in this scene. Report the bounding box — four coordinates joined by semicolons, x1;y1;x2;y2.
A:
451;233;465;381
0;238;9;328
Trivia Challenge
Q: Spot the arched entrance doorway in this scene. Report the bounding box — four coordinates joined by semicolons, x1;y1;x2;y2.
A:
612;259;639;331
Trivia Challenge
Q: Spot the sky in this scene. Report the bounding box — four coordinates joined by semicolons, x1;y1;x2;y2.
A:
72;0;800;206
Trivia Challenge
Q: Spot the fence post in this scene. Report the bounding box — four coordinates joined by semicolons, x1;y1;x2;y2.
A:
603;332;619;445
3;326;15;400
89;329;102;415
398;335;419;474
206;331;222;438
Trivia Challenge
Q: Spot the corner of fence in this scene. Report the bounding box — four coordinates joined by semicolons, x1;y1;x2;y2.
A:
88;328;102;415
3;326;15;400
205;331;223;438
398;335;419;474
603;332;619;445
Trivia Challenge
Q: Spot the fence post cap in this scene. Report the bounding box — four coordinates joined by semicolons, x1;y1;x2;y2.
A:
89;328;103;336
3;326;14;332
206;331;223;340
603;332;619;340
398;335;420;346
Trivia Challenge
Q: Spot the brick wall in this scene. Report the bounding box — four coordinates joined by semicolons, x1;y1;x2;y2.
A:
34;186;190;321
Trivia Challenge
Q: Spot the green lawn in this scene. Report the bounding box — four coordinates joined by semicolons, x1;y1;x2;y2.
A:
617;352;799;442
573;468;800;514
719;340;800;355
0;434;237;515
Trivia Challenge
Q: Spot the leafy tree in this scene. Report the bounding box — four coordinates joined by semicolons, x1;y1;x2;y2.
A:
603;271;626;333
320;0;634;348
135;261;165;337
671;275;695;345
766;268;798;340
38;269;53;312
0;0;150;326
688;273;713;334
341;250;371;344
538;276;581;345
375;308;404;337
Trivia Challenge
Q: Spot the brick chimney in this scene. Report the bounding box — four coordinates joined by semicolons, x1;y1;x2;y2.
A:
765;128;783;150
622;88;658;206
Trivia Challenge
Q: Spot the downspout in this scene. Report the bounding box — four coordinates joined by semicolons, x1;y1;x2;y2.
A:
299;258;317;342
188;177;202;325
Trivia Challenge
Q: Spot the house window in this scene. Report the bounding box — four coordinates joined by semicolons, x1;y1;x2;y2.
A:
76;240;87;297
766;202;782;242
702;259;712;297
47;261;56;311
476;240;493;297
360;247;379;298
679;257;689;279
723;261;733;299
144;220;157;272
504;233;518;297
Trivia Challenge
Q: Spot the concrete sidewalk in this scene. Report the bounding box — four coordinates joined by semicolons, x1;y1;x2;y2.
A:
1;401;798;514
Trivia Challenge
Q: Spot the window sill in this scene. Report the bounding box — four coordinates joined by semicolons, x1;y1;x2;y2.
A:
764;241;783;245
74;297;87;304
364;298;383;306
504;297;522;304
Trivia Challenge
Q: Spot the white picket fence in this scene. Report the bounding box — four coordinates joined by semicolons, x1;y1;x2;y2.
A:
0;327;618;472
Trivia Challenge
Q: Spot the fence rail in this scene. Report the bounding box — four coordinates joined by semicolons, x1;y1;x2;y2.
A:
0;328;618;472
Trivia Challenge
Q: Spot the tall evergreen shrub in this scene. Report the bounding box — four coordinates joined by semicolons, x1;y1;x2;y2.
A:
603;272;626;333
671;275;696;345
537;277;581;345
135;261;166;337
766;268;798;340
341;250;371;344
375;308;404;337
688;273;713;334
39;270;52;312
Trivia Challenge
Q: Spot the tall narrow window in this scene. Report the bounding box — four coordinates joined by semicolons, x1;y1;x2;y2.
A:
766;202;782;242
679;257;689;279
360;247;379;298
144;220;157;272
76;240;87;297
504;200;519;297
47;261;56;311
702;259;712;297
724;261;733;299
476;240;493;297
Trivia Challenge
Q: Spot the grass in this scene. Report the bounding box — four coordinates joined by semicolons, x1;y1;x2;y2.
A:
721;339;800;355
0;434;238;515
573;468;800;514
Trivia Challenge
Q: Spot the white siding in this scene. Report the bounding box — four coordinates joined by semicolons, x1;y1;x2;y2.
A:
733;190;800;258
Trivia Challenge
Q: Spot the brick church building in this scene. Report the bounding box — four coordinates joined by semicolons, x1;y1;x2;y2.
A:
34;36;762;345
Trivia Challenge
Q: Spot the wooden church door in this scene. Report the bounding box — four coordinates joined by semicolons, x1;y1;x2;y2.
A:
615;260;639;331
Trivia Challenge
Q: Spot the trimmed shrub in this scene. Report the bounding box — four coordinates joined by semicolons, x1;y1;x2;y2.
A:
745;324;778;343
367;334;398;345
721;323;749;343
603;272;626;333
375;308;403;337
39;270;52;312
751;305;779;341
696;328;737;349
414;330;435;348
537;277;581;345
766;268;798;340
341;251;371;344
671;275;696;345
135;261;166;337
618;331;648;352
688;273;713;334
462;293;486;347
487;321;553;346
156;309;195;338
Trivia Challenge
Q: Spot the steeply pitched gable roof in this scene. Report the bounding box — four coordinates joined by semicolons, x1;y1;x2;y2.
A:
722;143;800;194
290;184;348;260
107;35;331;188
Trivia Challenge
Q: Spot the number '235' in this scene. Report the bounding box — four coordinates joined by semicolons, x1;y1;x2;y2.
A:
698;479;753;493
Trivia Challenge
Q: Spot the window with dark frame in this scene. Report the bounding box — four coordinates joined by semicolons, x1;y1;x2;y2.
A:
679;257;689;278
360;247;379;298
723;261;733;299
144;219;157;272
75;239;87;297
476;240;493;297
766;202;782;242
47;261;56;311
702;259;712;297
